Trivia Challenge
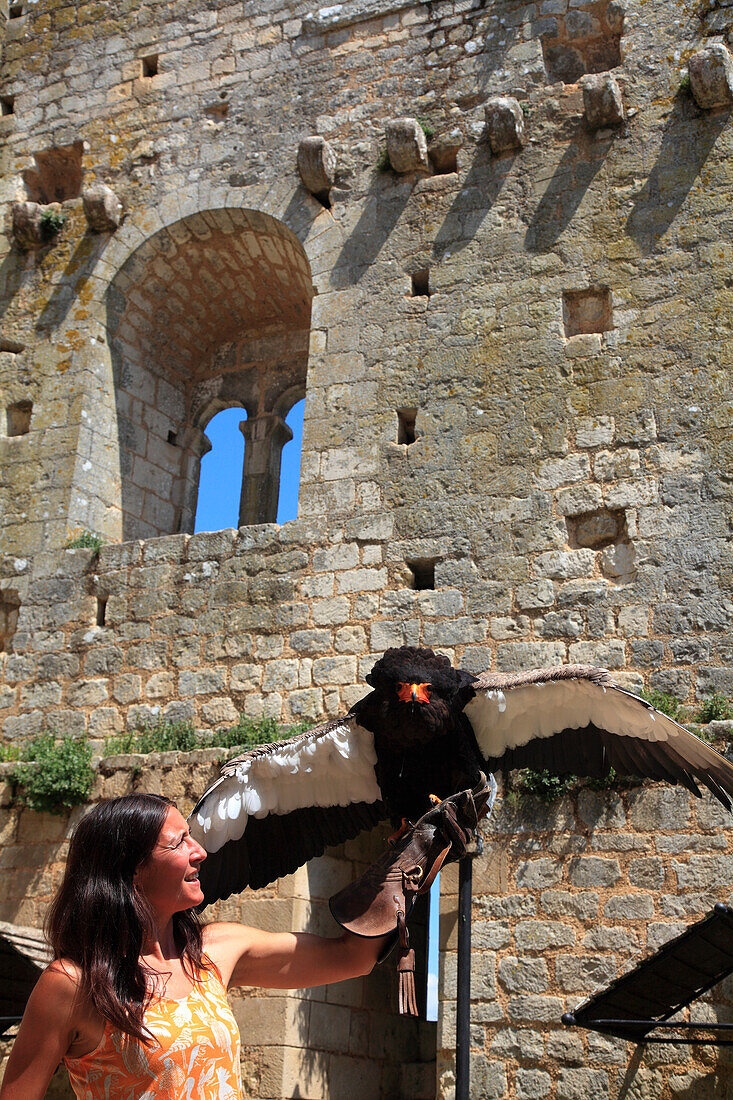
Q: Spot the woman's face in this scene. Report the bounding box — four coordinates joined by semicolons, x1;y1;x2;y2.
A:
135;806;207;914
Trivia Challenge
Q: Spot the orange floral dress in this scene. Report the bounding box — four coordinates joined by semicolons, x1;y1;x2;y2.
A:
63;965;242;1099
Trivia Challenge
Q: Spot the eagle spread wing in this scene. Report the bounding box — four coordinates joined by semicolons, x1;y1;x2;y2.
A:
190;647;733;908
463;665;733;809
190;716;386;903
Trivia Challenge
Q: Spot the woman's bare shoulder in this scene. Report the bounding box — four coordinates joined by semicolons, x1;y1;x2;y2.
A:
37;959;83;1003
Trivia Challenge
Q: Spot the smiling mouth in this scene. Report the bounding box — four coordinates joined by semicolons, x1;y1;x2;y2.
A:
184;872;200;882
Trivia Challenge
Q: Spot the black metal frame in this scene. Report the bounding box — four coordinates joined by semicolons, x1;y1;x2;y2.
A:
563;903;733;1046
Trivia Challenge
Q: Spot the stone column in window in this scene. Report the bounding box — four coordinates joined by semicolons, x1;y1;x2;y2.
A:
176;426;213;534
238;413;293;526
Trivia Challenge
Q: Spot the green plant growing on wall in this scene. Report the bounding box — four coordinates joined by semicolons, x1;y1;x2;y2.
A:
64;528;103;552
40;207;66;239
376;146;390;171
105;718;198;755
695;693;733;724
507;768;576;804
11;734;94;814
417;117;435;141
215;716;312;754
640;688;682;721
104;715;311;758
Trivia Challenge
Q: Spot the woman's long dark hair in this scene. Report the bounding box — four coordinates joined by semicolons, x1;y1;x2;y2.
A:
45;794;210;1045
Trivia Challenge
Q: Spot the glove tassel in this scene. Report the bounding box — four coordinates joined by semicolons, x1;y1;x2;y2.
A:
397;910;417;1016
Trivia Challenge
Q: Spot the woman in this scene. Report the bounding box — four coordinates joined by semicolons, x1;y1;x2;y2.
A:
0;793;386;1099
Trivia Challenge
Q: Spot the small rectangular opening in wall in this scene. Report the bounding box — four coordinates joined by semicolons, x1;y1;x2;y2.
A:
22;141;83;204
167;430;178;446
96;596;107;627
6;400;32;437
562;286;612;338
542;2;623;83
397;407;417;445
1;96;15;116
407;557;436;591
429;146;459;175
141;54;159;78
411;270;431;298
9;3;23;17
0;590;20;653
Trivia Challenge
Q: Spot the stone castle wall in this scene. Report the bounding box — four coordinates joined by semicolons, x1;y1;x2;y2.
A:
1;0;733;1094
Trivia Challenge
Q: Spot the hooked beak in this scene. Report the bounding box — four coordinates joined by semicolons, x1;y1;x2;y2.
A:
397;682;431;704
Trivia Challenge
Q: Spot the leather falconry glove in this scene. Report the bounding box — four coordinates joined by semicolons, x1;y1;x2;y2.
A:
329;773;496;1016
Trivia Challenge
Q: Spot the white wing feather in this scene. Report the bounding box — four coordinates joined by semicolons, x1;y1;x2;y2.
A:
465;677;675;760
190;718;381;854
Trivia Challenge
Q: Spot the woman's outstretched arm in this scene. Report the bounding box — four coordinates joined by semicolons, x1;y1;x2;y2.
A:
204;922;385;990
0;967;79;1100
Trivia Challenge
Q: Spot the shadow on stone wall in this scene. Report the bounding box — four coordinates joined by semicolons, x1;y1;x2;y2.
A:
432;142;515;263
626;91;730;255
35;232;109;332
331;171;412;285
525;122;615;253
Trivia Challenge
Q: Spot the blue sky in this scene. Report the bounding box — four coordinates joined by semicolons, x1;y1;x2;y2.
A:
194;399;305;532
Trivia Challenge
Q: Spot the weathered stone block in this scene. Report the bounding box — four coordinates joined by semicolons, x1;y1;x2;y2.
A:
484;96;524;154
604;893;655;920
689;44;733;109
516;857;563;890
516;1068;551;1099
557;1068;610;1100
580;72;624;130
515;920;575;950
498;956;548;993
568;856;621;888
385;117;429;173
12;201;44;250
297;135;337;194
82;182;123;231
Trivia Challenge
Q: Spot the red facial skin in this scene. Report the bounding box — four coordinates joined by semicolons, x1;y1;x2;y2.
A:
396;682;432;704
134;807;208;916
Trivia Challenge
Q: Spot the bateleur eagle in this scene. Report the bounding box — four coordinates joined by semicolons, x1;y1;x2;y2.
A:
190;646;733;906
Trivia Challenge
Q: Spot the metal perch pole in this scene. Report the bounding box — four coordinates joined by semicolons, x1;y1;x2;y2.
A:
455;850;474;1100
455;774;495;1100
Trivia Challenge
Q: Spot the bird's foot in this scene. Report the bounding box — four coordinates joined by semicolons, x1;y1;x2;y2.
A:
387;818;412;846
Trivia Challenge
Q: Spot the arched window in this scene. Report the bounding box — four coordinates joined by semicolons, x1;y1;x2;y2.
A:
194;407;246;534
105;208;313;541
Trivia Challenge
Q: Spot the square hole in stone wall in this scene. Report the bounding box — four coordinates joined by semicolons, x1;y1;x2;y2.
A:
0;590;20;653
429;144;459;175
22;141;83;203
562;286;612;337
566;507;625;549
542;0;623;83
9;3;23;17
407;557;436;590
397;407;417;445
1;95;15;116
96;596;108;627
411;270;431;297
142;54;159;78
6;400;32;436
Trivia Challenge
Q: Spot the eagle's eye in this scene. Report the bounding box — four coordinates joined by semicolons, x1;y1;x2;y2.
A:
397;682;431;704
